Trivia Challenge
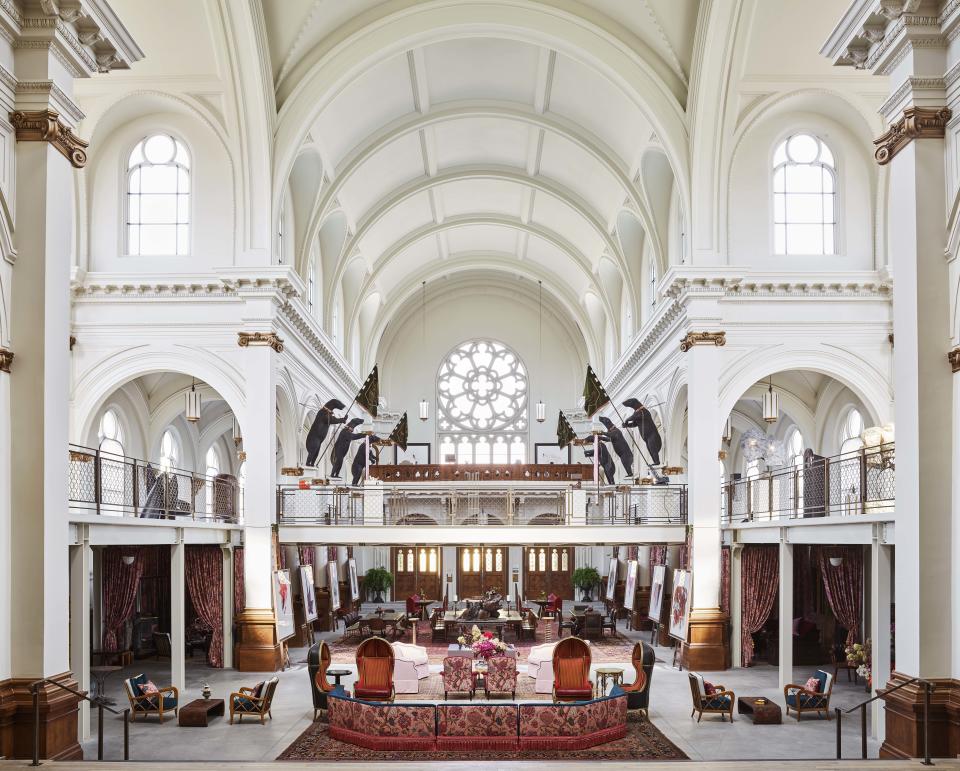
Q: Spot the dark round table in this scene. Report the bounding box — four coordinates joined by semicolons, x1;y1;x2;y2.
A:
326;668;351;687
89;665;121;705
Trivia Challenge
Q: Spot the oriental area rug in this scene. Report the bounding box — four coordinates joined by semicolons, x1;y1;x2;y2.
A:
277;714;688;762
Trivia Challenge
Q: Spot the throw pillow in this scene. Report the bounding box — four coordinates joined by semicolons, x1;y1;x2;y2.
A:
252;680;266;698
703;681;716;695
139;681;159;695
805;677;820;692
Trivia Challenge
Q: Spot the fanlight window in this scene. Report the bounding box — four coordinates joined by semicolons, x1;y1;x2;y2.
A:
773;133;837;255
159;430;179;472
840;408;864;455
98;409;125;456
205;446;220;512
126;134;191;256
437;340;528;464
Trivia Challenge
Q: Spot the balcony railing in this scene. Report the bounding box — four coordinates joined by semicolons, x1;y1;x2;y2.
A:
69;444;241;523
722;443;894;525
277;482;687;526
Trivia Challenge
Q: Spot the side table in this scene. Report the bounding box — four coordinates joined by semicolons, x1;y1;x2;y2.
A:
89;665;121;705
594;666;624;697
326;668;351;688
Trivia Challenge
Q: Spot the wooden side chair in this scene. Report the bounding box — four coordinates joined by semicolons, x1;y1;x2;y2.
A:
552;636;592;701
688;672;735;723
354;636;395;701
123;674;179;723
602;607;618;637
520;608;538;640
152;632;172;660
229;676;278;724
784;669;834;720
581;611;603;640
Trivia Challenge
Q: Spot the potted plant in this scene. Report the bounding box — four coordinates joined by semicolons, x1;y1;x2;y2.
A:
363;567;393;603
572;567;601;601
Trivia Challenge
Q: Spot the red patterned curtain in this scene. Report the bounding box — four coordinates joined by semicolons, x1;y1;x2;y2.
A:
327;546;338;562
720;546;731;616
817;546;863;647
185;546;224;667
298;545;316;568
648;545;667;575
740;545;779;666
234;546;245;616
273;531;285;570
102;547;144;651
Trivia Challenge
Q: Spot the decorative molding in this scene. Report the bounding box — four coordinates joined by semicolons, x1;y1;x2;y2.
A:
278;300;363;393
662;466;684;475
68;335;76;351
680;331;726;352
237;331;284;353
16;80;85;124
280;466;304;477
9;109;87;167
949;347;960;372
878;77;945;118
874;106;951;164
0;347;12;372
605;299;684;393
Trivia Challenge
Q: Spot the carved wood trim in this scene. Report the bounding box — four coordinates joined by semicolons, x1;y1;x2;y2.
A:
680;331;726;352
874;107;952;165
9;109;88;168
237;331;284;352
949;347;960;373
0;348;12;373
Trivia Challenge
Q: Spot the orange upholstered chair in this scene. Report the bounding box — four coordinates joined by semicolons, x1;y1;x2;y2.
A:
621;643;647;694
354;636;395;701
314;640;335;693
551;636;592;702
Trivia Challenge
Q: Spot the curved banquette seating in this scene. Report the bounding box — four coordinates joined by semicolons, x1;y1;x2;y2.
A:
326;685;628;752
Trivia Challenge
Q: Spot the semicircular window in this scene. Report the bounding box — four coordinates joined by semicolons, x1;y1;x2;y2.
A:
437;340;528;464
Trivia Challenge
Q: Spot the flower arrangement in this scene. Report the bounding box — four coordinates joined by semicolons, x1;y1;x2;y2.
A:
846;638;872;683
456;625;507;660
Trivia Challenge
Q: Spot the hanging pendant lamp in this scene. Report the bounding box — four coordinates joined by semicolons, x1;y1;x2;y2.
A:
185;379;201;423
722;416;732;443
535;280;546;423
419;281;429;421
762;377;779;423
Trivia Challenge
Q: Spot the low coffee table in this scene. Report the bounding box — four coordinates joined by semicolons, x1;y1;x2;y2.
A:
178;698;224;727
737;696;782;724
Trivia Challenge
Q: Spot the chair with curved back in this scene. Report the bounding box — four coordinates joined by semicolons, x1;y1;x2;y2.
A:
551;636;592;702
354;636;395;701
307;640;335;720
545;593;560;619
621;641;655;715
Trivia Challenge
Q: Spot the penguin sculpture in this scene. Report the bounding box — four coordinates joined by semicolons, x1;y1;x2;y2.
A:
598;415;634;477
583;442;616;485
329;418;365;478
304;398;347;467
350;435;380;486
622;398;663;466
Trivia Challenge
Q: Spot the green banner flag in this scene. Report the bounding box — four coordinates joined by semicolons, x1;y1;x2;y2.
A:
582;364;610;418
355;365;380;418
388;412;408;452
557;411;577;449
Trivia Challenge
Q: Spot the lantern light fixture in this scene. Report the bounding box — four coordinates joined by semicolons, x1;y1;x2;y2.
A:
829;556;844;568
185;378;201;423
535;280;546;422
722;416;732;443
536;400;546;423
419;280;429;421
762;376;779;423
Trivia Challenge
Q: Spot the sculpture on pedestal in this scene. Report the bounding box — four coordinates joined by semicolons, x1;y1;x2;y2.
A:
305;399;347;466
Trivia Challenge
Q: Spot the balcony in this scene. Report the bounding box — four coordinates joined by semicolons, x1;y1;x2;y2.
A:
722;443;894;525
68;444;241;523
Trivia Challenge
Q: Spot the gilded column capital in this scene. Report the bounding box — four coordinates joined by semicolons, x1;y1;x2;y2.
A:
949;347;960;373
680;331;726;352
874;106;951;165
237;331;284;353
0;347;12;372
9;109;88;168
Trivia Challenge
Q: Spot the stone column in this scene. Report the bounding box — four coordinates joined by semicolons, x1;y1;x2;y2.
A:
170;538;186;695
730;544;743;667
68;535;91;740
235;334;280;671
682;327;728;670
870;528;892;740
778;540;793;690
221;546;234;669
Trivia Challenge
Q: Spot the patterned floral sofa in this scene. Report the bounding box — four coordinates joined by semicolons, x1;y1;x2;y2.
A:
326;686;627;752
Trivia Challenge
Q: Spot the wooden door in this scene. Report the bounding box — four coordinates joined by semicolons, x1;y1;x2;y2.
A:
391;546;442;600
523;546;575;600
457;546;508;599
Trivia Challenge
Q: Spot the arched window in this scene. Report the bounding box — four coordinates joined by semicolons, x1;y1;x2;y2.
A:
839;408;864;455
205;445;221;513
436;340;528;464
126;134;190;256
159;430;179;472
773;133;836;255
98;409;126;508
98;409;125;456
786;426;805;510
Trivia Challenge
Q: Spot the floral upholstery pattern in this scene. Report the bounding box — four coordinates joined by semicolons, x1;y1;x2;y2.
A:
442;655;474;697
438;704;518;737
328;690;436;750
485;655;517;697
519;690;627;749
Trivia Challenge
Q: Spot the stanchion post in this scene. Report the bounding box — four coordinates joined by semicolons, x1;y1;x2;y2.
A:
31;682;40;767
97;703;104;760
860;703;867;759
835;707;842;759
124;709;130;760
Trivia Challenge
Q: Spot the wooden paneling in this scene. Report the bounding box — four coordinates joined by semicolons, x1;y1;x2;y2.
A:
457;546;508;598
523;546;575;600
372;463;593;482
391;547;442;601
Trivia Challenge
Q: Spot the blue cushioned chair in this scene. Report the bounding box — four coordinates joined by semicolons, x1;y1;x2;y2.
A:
688;672;734;723
230;676;278;724
784;669;834;720
122;673;179;723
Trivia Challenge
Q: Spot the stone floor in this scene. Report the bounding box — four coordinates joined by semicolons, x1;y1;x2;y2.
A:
80;614;885;764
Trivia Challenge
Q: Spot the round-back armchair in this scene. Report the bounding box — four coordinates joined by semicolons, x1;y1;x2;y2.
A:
622;641;655;714
314;640;334;692
552;636;592;701
354;636;395;701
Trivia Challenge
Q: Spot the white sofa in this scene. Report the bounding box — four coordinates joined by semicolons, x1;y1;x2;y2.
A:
391;641;430;694
526;640;591;694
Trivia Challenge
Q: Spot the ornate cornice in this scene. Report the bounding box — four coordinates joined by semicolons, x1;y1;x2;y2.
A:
680;331;726;352
278;300;362;393
16;80;84;124
949;347;960;373
237;331;283;353
874;106;951;165
280;466;304;477
9;109;87;167
0;347;12;372
605;299;684;393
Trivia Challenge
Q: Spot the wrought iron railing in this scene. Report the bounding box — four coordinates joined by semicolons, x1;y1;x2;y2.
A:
68;444;241;522
277;483;687;526
722;443;895;524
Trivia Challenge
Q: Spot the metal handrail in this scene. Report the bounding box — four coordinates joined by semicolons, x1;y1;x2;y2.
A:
834;676;934;765
30;678;130;766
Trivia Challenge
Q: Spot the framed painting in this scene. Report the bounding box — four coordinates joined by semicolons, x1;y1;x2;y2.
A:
273;570;295;642
395;443;430;465
535;443;571;464
327;560;341;611
299;564;318;622
605;557;618;601
648;564;667;624
623;560;639;611
348;558;359;602
669;568;692;642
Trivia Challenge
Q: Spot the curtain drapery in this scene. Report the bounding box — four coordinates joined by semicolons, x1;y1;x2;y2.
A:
298;545;316;569
102;547;144;652
234;546;245;617
185;546;224;667
817;546;863;647
648;545;667;575
720;546;731;617
740;545;779;666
